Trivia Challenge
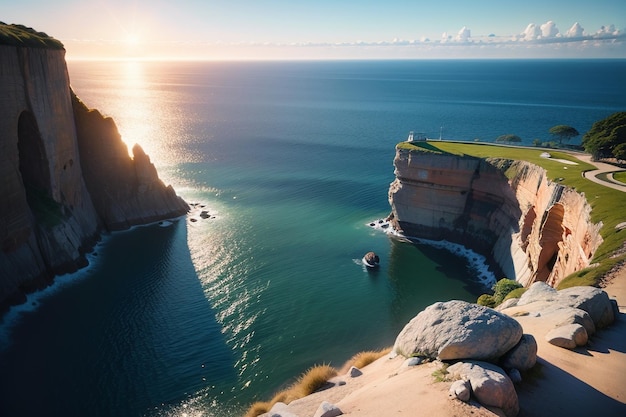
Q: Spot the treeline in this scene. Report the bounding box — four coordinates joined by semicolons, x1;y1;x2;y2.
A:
494;112;626;162
582;111;626;161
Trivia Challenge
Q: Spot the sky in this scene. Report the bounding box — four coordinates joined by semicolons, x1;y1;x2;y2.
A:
3;0;626;60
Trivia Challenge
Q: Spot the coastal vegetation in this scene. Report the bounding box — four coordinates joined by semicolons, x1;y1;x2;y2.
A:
245;348;391;417
549;124;580;145
582;112;626;161
0;22;64;49
496;134;522;144
398;139;626;288
477;279;524;308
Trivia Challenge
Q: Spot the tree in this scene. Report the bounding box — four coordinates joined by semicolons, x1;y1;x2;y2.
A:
549;125;579;145
495;134;522;143
582;112;626;160
614;142;626;162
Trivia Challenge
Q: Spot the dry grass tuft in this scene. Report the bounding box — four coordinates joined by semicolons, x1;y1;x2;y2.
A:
338;347;392;374
243;401;272;417
294;364;337;397
244;364;338;417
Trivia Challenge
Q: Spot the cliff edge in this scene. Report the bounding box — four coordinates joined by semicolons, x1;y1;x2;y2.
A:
388;143;603;288
0;24;188;314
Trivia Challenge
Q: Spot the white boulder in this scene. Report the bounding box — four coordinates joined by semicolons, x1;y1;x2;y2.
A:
393;300;523;361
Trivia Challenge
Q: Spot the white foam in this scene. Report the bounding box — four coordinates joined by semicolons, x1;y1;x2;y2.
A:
366;219;496;289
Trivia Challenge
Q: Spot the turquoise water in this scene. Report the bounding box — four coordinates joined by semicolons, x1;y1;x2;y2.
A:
1;60;625;417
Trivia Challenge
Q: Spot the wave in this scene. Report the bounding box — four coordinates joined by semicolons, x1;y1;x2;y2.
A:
367;218;496;289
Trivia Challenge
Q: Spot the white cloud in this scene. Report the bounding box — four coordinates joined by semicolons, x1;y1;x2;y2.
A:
522;23;542;40
565;23;584;38
456;26;471;42
63;21;626;60
540;21;560;38
597;24;618;37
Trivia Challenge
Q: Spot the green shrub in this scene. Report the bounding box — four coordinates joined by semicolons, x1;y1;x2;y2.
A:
477;278;523;307
493;278;523;305
477;294;496;307
504;287;527;301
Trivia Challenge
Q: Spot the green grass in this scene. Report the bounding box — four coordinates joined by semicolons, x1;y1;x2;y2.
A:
0;22;64;49
400;141;626;287
614;171;626;184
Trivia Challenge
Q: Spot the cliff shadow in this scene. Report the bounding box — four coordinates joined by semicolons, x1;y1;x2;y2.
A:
581;311;626;355
385;237;492;330
517;356;626;416
0;219;236;417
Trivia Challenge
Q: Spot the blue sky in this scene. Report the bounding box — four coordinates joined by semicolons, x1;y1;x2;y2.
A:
3;0;626;59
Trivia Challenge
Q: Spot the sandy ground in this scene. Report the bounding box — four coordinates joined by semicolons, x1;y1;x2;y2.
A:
272;265;626;417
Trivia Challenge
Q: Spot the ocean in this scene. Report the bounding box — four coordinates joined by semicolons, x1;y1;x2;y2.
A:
1;59;624;417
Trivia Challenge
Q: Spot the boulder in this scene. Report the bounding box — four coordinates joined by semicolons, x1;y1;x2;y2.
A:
313;401;343;417
500;334;537;371
546;323;588;349
447;360;519;417
556;286;615;328
402;357;424;368
393;300;523;361
516;281;557;306
497;298;519;310
543;306;596;336
348;366;362;377
449;379;471;402
267;402;298;417
507;368;522;384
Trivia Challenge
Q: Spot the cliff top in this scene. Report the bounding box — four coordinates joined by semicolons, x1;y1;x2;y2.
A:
397;140;626;289
0;22;64;49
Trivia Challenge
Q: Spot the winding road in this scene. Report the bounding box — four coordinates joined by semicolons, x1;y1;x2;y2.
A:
573;153;626;192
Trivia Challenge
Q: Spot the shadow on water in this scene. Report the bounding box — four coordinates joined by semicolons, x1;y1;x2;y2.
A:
0;220;236;417
385;238;491;330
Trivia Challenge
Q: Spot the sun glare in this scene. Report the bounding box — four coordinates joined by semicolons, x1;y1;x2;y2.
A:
125;34;141;47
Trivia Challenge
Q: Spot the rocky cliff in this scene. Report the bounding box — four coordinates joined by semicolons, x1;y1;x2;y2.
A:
0;24;188;314
388;144;603;288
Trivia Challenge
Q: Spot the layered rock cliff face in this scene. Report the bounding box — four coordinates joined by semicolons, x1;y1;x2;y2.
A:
388;146;603;288
0;31;188;313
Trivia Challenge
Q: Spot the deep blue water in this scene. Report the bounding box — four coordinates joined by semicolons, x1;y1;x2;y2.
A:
1;59;624;417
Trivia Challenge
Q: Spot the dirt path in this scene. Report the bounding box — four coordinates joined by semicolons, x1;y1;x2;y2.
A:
573;153;626;192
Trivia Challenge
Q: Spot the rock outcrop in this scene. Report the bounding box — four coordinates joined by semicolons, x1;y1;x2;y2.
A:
393;300;523;361
499;282;616;350
447;360;519;417
0;24;188;314
388;144;603;288
72;94;188;230
393;300;537;417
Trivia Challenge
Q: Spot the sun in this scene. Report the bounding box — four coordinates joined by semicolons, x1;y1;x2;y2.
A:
125;33;141;47
122;32;143;57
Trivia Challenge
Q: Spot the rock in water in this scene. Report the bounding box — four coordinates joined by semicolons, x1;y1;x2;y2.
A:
393;300;523;361
362;251;379;268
